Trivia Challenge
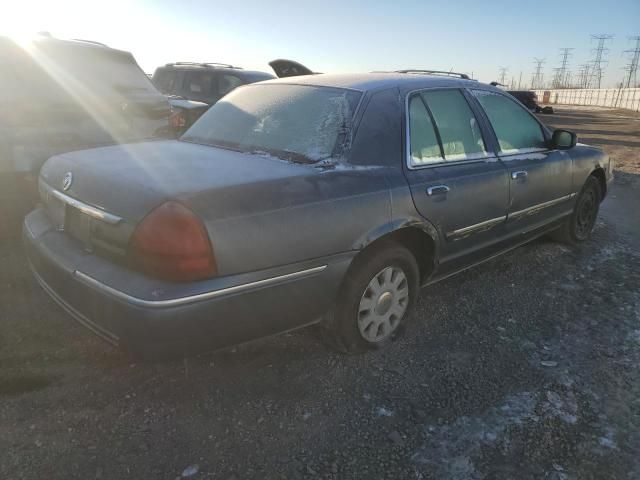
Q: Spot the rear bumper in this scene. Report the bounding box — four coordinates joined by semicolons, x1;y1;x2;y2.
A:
24;208;352;358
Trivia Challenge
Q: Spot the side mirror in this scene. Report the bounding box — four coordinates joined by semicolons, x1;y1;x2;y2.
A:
551;129;576;149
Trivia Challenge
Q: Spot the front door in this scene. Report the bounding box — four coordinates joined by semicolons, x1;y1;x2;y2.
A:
403;88;510;265
471;90;574;231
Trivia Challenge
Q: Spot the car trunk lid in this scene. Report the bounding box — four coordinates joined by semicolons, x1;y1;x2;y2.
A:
39;140;314;254
268;59;315;78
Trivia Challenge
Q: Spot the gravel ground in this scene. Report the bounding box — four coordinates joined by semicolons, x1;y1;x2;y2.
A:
1;107;639;480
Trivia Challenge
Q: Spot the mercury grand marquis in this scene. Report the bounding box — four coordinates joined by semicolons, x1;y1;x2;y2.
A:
24;72;613;358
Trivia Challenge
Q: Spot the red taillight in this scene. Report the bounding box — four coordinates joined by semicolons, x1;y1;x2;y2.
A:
169;109;186;128
129;202;216;282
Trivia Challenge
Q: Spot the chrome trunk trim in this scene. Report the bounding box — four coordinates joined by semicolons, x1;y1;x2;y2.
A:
40;180;123;225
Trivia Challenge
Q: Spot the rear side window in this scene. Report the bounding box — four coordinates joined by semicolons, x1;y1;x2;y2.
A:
421;90;486;161
187;72;215;95
408;96;442;164
473;90;546;153
408;89;487;166
219;74;244;96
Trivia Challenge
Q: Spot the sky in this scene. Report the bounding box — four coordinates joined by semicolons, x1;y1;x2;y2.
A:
1;0;638;88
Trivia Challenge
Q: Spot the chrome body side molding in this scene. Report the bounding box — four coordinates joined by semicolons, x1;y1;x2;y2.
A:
446;215;507;240
74;265;328;309
508;193;576;220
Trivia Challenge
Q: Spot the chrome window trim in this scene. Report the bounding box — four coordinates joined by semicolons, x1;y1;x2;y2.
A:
508;193;576;219
74;265;328;309
404;87;492;171
496;147;549;158
40;181;123;225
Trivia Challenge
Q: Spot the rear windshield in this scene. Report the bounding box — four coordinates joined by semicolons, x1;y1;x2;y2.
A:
181;84;362;163
152;68;180;95
0;40;159;104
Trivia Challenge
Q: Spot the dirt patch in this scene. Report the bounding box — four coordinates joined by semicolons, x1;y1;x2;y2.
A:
539;106;640;174
0;373;52;396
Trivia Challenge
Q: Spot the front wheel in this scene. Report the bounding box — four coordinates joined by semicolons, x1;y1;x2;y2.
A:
322;241;419;354
551;175;601;244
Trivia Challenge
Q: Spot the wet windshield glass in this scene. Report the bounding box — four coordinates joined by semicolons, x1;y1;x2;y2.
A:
181;84;362;163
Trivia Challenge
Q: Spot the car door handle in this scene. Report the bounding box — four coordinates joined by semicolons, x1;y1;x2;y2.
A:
511;171;528;180
426;185;450;196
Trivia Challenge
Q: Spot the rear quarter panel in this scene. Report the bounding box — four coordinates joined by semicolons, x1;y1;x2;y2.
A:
186;166;392;275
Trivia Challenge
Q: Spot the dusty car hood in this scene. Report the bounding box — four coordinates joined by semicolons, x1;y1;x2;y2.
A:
40;140;315;222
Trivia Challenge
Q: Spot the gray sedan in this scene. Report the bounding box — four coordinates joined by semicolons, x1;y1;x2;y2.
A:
24;73;613;358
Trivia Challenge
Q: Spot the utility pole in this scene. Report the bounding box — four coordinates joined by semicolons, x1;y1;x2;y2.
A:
531;58;545;89
588;34;613;88
622;36;640;88
552;48;573;88
498;66;508;85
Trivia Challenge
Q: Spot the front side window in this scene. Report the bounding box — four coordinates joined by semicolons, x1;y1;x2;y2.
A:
182;84;361;163
408;89;487;166
473;90;546;153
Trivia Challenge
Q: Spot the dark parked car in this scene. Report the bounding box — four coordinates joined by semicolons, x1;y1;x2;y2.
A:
508;90;553;113
152;60;314;132
25;73;613;358
0;35;171;234
152;62;275;127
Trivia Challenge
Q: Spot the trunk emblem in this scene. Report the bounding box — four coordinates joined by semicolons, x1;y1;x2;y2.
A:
62;172;73;191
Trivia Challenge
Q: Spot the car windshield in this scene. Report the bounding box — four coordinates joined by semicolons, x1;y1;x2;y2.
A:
181;84;362;163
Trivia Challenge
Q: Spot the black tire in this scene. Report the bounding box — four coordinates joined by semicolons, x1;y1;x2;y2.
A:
322;240;420;354
551;175;601;244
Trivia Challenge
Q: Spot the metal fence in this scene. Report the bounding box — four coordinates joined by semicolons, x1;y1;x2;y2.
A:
532;88;640;112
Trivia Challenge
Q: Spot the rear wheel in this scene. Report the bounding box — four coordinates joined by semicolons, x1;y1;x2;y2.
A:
551;175;601;244
322;241;419;354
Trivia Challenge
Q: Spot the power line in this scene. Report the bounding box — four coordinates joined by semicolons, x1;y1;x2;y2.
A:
552;48;573;89
587;34;613;88
622;36;640;88
531;58;545;89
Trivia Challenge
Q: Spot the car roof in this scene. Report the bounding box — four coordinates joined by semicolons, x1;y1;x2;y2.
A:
157;63;273;77
257;72;502;93
0;35;130;55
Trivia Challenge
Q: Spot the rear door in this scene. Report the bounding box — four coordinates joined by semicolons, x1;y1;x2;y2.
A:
471;90;574;232
403;88;510;264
